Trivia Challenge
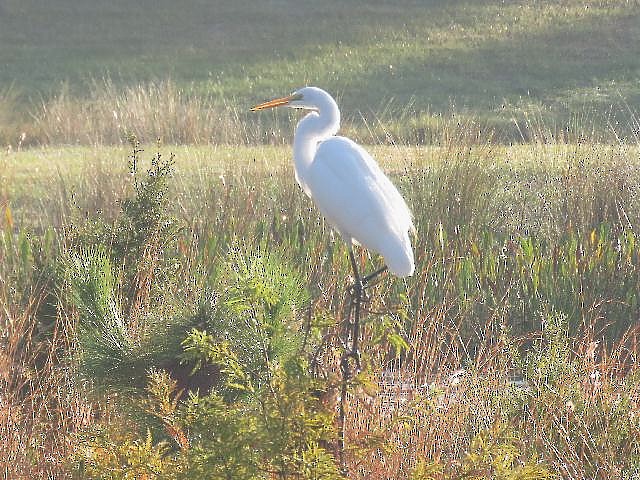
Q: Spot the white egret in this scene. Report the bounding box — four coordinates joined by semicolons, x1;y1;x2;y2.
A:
251;86;415;362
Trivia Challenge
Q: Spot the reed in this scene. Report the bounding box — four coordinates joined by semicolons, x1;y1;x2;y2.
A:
1;119;639;477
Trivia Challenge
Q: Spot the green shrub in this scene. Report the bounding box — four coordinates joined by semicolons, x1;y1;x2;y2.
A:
412;421;555;479
66;144;342;477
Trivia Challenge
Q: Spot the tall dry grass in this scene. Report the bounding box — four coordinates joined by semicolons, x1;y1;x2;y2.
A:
340;298;640;478
4;79;636;148
2;115;640;477
0;86;26;148
0;303;87;479
0;230;91;479
29;80;262;146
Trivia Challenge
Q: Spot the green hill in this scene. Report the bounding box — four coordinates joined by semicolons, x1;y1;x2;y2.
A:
0;0;639;141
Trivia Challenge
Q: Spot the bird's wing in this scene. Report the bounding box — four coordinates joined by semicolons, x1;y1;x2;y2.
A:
307;136;413;250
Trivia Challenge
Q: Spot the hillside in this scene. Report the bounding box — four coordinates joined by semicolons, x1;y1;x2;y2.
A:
0;0;639;142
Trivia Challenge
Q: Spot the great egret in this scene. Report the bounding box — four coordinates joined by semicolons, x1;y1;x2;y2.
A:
251;86;415;362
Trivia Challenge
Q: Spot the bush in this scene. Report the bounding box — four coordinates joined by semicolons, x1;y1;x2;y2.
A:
66;144;343;478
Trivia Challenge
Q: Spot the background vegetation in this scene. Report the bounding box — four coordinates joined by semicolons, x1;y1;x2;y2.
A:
1;1;640;479
0;0;639;144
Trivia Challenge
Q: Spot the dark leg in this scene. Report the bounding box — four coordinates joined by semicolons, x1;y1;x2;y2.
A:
339;247;388;475
346;249;389;367
348;247;361;282
338;349;350;474
347;248;363;367
363;264;388;285
339;248;363;474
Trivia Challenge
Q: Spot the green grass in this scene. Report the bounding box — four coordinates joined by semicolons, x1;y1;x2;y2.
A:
1;0;639;142
2;1;640;476
2;139;640;477
4;141;640;231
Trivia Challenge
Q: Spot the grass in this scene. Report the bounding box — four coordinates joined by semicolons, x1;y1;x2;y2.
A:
5;141;640;231
0;0;639;144
2;133;640;477
2;1;640;476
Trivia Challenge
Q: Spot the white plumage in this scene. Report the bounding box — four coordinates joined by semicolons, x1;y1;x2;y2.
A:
308;136;414;276
251;86;415;277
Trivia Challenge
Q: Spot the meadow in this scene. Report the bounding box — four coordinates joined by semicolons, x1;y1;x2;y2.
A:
3;134;640;478
1;0;639;145
1;0;640;478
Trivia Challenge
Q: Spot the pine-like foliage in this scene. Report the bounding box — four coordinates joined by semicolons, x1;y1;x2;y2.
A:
187;246;309;389
64;141;186;393
65;145;343;478
66;247;136;388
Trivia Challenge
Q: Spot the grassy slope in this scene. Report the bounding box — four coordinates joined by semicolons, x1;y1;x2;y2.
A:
0;0;639;128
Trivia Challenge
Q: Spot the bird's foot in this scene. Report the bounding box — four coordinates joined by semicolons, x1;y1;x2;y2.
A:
340;348;361;376
349;266;388;304
349;278;373;304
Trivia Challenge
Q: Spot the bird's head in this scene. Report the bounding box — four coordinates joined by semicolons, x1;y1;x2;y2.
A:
250;87;334;113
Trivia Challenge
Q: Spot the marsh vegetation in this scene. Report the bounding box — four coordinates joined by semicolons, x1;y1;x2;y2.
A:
1;0;640;478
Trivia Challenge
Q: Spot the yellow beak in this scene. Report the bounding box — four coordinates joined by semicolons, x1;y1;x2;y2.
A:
250;94;294;111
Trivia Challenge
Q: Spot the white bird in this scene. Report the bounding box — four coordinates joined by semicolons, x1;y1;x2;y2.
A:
251;87;415;275
251;87;415;360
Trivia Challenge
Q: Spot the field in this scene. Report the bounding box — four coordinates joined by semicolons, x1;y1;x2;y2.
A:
2;1;640;479
1;0;640;144
3;138;640;478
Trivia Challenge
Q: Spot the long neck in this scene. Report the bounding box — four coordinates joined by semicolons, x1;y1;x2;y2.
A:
293;99;340;180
